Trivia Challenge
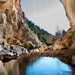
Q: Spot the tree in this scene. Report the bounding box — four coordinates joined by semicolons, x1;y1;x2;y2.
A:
25;17;55;44
55;26;61;40
62;30;66;35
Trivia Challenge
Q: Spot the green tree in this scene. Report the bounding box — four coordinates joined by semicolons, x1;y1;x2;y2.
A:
25;17;55;44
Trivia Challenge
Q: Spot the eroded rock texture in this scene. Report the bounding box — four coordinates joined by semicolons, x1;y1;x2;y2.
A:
61;0;75;27
0;0;41;47
53;0;75;50
0;0;21;43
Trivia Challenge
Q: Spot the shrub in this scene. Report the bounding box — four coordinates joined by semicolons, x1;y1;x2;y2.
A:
23;43;35;50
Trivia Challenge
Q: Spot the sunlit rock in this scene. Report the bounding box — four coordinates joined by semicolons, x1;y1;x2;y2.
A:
53;0;75;50
30;49;39;53
0;0;41;48
61;0;75;28
11;45;28;56
39;44;48;52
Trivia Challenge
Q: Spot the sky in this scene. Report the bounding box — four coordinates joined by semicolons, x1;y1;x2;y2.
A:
21;0;70;35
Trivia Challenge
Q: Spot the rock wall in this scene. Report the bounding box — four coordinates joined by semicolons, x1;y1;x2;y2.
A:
61;0;75;28
0;0;41;47
0;0;21;43
53;0;75;50
1;0;74;49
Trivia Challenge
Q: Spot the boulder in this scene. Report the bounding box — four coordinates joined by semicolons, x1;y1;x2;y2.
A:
48;45;53;50
72;55;75;61
30;49;39;53
39;44;48;52
11;45;28;56
7;37;21;46
0;45;3;51
71;55;75;66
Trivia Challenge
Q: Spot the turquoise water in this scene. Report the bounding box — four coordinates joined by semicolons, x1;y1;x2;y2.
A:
24;57;73;75
0;57;75;75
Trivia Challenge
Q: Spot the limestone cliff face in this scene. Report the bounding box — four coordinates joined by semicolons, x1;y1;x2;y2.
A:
0;0;41;47
0;0;21;42
61;0;75;27
53;0;75;50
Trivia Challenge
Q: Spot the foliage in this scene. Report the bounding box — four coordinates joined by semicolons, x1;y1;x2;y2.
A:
55;26;67;40
62;29;66;35
25;17;55;44
23;43;35;50
55;30;61;40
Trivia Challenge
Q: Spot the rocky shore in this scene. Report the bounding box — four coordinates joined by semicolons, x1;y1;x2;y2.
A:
19;49;75;66
0;45;28;61
0;45;75;66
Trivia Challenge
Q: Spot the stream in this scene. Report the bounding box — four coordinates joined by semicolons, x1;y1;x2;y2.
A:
0;57;75;75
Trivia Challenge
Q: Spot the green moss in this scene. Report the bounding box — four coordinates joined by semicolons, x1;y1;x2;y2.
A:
23;43;35;50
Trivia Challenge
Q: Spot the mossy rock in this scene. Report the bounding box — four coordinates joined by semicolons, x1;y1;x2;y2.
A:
23;43;35;50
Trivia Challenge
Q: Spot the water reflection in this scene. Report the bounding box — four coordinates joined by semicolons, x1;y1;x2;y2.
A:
0;60;20;75
25;57;72;75
0;57;75;75
0;57;38;75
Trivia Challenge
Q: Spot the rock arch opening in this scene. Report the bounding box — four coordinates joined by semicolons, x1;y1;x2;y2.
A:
21;0;70;35
21;0;75;50
0;0;75;49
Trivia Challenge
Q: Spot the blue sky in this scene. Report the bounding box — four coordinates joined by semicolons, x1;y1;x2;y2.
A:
21;0;70;35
